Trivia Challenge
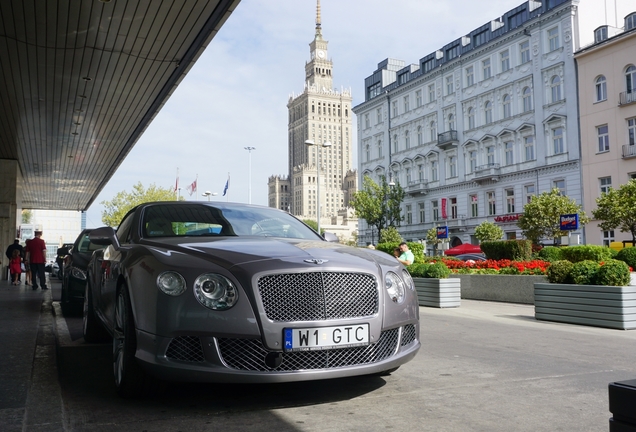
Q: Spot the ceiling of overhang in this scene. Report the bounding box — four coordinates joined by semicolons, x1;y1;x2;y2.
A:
0;0;240;211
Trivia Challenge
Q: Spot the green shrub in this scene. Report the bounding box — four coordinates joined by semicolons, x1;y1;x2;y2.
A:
616;247;636;269
377;241;425;264
538;246;563;262
608;248;619;258
560;245;613;263
569;260;599;285
424;262;451;279
595;259;631;286
407;263;430;278
546;260;574;284
499;266;520;275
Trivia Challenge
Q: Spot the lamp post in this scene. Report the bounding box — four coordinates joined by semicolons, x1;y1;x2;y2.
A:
305;139;332;235
202;191;218;201
244;146;255;204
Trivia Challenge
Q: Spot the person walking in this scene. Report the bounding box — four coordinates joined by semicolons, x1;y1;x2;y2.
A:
9;249;22;285
25;230;47;290
5;238;24;283
23;238;32;286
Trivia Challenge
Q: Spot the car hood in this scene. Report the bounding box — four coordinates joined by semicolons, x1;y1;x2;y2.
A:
141;237;399;272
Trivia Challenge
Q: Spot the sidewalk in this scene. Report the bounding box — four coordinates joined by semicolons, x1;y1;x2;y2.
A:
0;274;64;432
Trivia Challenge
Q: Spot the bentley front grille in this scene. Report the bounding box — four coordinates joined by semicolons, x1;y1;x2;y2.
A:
218;327;400;372
401;324;416;346
165;335;205;362
258;272;378;322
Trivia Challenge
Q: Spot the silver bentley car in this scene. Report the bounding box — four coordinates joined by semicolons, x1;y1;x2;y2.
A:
84;201;420;397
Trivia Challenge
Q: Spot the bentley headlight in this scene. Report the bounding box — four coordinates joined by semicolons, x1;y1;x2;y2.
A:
70;266;87;280
194;273;238;310
402;269;415;291
156;271;187;296
385;272;406;304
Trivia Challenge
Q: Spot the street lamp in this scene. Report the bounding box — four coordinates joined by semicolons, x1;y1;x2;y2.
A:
244;146;255;204
202;191;218;201
305;139;332;235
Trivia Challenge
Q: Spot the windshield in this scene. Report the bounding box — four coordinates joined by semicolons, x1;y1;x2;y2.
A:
141;204;321;240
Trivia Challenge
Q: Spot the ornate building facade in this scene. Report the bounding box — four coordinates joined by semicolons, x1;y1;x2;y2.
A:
353;0;587;250
268;1;358;240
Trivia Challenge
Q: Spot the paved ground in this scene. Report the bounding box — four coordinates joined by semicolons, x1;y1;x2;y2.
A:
2;274;636;431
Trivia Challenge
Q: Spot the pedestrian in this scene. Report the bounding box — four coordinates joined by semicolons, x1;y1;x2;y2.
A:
5;238;24;283
25;230;47;290
393;247;401;258
23;239;32;286
396;242;414;266
9;249;22;285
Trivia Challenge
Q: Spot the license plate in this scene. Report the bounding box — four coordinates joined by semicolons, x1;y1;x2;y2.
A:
283;324;369;351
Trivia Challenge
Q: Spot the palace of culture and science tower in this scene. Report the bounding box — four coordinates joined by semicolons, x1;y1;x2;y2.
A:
268;1;358;239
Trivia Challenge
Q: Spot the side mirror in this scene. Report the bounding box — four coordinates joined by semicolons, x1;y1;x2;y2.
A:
89;227;120;249
323;232;339;243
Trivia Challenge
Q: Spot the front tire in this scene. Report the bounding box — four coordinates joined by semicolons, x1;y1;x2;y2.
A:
113;285;146;398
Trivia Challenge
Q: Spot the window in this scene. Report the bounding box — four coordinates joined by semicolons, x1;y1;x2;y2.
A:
525;184;535;204
602;230;615;247
469;150;477;172
524;136;535;161
416;126;422;146
485;101;492;124
626;65;636;93
487;191;496;216
599;176;612;194
487;146;495;165
392;100;398;117
418;202;425;223
553;179;565;194
367;82;381;99
446;75;454;95
365;143;370;161
548;27;560;51
429;84;436;102
482;58;491;79
500;49;510;72
474;30;488;47
467;107;475;129
503;94;511;118
595;26;608;43
505;141;514;165
629;118;636;145
551;75;562;103
393;134;398;153
432;200;439;221
522;87;533;112
431;161;438;181
416;90;422;107
404;96;410;112
450;197;458;219
597;125;609;152
626;13;636;31
430;121;437;142
552;127;564;154
364;114;370;128
406;204;412;224
446;44;460;60
377;140;383;158
470;194;478;217
520;40;530;63
405;130;410;149
466;66;474;86
595;76;607;102
449;156;457;177
376;108;382;124
506;189;515;213
418;164;425;181
448;114;455;131
423;58;435;73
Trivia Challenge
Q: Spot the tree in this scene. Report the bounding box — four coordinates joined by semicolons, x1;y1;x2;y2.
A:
350;175;405;243
302;219;324;235
517;188;589;244
21;209;32;224
380;226;403;244
101;182;181;227
593;179;636;243
474;220;504;242
426;227;442;255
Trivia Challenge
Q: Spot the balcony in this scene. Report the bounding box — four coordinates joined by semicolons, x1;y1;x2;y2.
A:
446;215;466;229
619;91;636;106
623;144;636;159
406;179;429;196
473;163;501;183
437;130;458;150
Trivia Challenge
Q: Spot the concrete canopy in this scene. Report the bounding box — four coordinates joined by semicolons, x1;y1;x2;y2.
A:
0;0;240;211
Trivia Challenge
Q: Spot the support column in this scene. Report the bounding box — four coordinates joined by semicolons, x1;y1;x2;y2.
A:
0;159;23;277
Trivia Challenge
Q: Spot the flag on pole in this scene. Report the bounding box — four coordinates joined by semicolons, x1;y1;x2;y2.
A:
174;168;179;193
223;175;230;196
186;179;197;196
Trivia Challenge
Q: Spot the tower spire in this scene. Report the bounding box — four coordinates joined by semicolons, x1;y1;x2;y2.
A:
315;0;322;39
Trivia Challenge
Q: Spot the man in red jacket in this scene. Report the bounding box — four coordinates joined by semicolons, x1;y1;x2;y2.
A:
25;230;47;290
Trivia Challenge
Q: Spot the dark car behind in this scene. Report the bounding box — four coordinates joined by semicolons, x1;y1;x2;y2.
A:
61;229;101;315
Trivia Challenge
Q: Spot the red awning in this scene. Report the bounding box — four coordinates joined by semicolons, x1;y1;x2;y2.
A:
444;243;482;256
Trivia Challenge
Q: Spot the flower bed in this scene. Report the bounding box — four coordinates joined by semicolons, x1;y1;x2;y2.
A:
417;258;550;276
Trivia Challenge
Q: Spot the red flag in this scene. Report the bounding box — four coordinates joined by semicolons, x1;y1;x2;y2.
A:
441;198;447;219
186;179;197;196
174;176;179;193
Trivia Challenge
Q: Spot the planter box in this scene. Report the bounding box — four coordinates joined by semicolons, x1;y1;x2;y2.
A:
534;283;636;330
451;274;546;304
414;278;460;308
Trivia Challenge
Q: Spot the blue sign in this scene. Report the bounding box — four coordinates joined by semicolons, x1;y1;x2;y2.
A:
437;226;449;239
559;214;579;231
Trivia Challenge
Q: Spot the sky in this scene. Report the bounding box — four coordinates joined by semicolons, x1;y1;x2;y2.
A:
83;0;625;228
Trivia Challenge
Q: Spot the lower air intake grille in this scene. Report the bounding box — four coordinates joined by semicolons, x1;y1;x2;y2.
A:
165;336;205;362
401;324;416;346
218;328;399;371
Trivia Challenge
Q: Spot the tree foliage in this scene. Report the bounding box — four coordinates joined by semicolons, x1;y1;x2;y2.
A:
21;209;32;224
517;188;589;244
100;182;180;227
592;179;636;243
474;220;504;242
350;175;405;243
380;226;403;244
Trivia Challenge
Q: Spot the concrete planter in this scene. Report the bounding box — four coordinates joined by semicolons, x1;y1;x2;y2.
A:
451;274;546;304
414;278;460;308
534;283;636;330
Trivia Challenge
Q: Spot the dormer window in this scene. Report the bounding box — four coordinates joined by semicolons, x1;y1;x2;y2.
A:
594;26;608;43
626;13;636;31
